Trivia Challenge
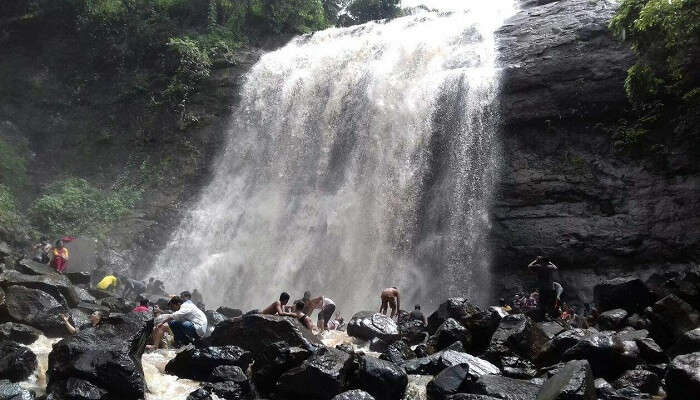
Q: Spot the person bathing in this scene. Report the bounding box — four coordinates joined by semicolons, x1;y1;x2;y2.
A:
303;291;336;331
380;287;400;318
261;292;298;316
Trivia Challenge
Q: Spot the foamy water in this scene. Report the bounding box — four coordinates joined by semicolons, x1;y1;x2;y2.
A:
20;335;60;395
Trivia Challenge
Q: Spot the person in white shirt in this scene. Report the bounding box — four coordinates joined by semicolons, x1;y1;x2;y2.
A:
151;295;207;348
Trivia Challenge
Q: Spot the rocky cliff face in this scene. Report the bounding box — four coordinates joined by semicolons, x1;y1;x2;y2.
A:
493;0;700;302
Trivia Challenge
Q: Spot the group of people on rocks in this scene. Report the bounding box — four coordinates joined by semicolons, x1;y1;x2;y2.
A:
32;236;72;273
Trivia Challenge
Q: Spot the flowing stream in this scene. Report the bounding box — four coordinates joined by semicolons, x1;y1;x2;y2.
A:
153;0;517;312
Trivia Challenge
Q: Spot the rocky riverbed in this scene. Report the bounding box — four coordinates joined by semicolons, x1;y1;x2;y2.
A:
2;246;700;400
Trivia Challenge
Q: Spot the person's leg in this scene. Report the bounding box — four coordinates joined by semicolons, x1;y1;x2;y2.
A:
168;320;188;347
389;298;397;318
321;304;335;330
380;297;388;314
152;324;169;349
179;321;198;344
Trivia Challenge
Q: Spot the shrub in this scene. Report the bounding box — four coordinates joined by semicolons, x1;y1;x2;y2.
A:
163;36;212;107
29;178;141;236
0;137;28;191
346;0;400;25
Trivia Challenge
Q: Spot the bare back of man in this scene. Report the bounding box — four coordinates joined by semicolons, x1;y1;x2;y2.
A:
380;287;400;318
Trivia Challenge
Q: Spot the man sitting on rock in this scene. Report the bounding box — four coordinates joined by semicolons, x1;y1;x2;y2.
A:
152;295;207;348
379;287;400;319
261;292;298;316
528;256;559;321
32;236;52;264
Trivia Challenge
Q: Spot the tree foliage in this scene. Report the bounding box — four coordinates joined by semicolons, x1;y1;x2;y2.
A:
610;0;699;152
347;0;401;24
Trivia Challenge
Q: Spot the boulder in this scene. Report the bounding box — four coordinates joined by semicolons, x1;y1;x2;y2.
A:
216;307;242;319
464;374;540;400
47;313;153;400
649;294;700;348
347;312;400;343
0;379;35;400
0;270;79;307
635;337;666;363
205;310;226;329
97;296;131;313
0;323;41;345
613;368;658;395
187;388;213;400
13;259;56;276
74;287;96;304
669;328;700;357
626;313;651;330
379;340;415;365
535;360;594;400
201;379;253;400
404;350;498;377
348;354;407;400
276;347;352;400
164;345;252;381
561;331;640;380
208;314;320;357
332;390;376;400
47;377;108;400
593;378;618;400
210;365;247;383
501;356;537;379
444;395;501;400
0;341;37;382
428;318;472;353
665;352;700;400
252;341;312;396
593;278;652;313
598;309;628;330
427;298;481;335
426;364;471;400
536;322;565;340
398;318;428;345
486;314;548;362
4;286;68;337
64;272;91;286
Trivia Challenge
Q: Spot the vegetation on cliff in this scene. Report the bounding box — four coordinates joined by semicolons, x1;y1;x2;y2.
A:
610;0;699;154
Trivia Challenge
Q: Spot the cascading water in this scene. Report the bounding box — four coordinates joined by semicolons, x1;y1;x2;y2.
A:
153;0;517;312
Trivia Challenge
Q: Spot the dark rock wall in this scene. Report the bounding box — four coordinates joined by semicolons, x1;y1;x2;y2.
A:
492;0;700;302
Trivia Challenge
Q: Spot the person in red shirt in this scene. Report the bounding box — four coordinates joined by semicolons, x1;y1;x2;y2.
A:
50;240;69;273
132;298;150;313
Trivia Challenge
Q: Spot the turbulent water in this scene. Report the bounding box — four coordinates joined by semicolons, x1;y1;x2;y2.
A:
153;0;517;312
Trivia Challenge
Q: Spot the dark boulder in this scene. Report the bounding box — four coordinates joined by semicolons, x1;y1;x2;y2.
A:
13;259;56;276
486;314;548;363
428;318;472;353
251;341;312;396
47;313;153;400
649;294;700;348
665;352;700;400
593;378;618;400
379;340;415;365
164;345;252;381
0;323;41;345
347;312;399;343
463;374;540;400
348;354;407;400
4;286;67;337
0;270;79;307
74;287;96;304
332;390;376;400
427;298;481;335
210;365;247;383
593;278;652;313
427;364;471;400
669;327;700;357
216;307;242;319
47;377;108;400
187;388;213;400
398;318;428;345
536;322;565;340
635;337;666;363
276;347;352;400
404;350;499;377
205;310;226;329
0;341;37;382
626;313;651;330
0;379;35;400
208;314;320;357
613;368;658;395
201;379;253;400
598;309;628;330
535;360;594;400
444;395;501;400
501;356;537;379
561;331;640;380
64;272;91;287
97;296;131;313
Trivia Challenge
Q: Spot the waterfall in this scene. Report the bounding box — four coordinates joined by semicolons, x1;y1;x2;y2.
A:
152;0;517;312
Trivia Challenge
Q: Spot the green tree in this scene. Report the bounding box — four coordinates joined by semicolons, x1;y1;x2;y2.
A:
347;0;400;25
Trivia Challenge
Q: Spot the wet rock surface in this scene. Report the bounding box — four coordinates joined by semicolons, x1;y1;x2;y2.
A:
164;345;253;381
536;360;595;400
665;352;700;399
0;323;41;345
348;354;407;400
347;312;400;343
276;347;352;400
0;341;37;382
3;286;67;337
0;379;35;400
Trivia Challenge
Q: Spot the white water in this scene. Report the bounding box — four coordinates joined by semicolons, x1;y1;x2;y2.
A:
153;0;517;312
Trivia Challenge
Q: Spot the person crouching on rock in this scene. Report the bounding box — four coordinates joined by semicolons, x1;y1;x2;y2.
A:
303;292;336;331
379;287;400;319
60;311;103;334
261;292;298;316
528;256;559;321
410;304;427;325
133;298;150;313
50;240;69;273
152;295;207;348
96;273;119;293
292;300;315;331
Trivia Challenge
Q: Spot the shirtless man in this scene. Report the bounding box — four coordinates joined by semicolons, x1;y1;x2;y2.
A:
292;300;315;331
380;287;400;318
261;292;297;316
303;291;336;330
